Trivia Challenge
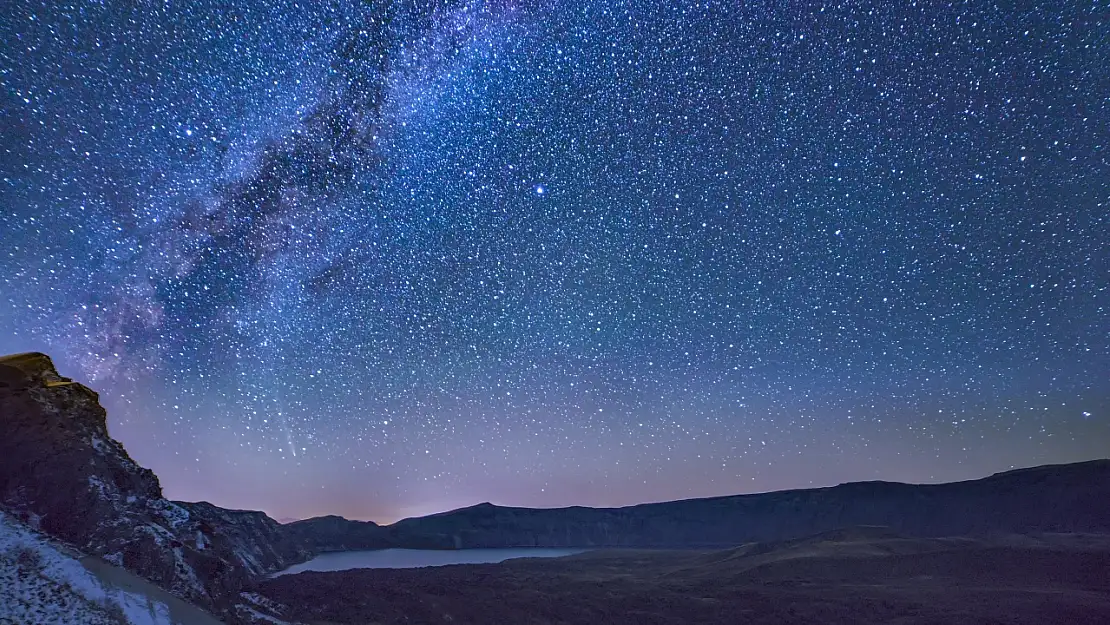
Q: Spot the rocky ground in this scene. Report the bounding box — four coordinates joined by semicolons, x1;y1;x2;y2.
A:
261;529;1110;625
3;351;1110;625
0;509;226;625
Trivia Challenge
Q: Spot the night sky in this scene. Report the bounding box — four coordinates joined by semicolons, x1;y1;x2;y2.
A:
1;1;1107;523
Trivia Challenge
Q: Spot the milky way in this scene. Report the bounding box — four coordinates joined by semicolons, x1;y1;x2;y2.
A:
2;1;1107;522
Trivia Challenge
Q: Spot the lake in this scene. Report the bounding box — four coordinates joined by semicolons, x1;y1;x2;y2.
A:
273;548;590;575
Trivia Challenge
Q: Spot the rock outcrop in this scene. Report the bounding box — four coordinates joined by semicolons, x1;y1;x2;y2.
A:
0;353;304;623
0;508;227;625
281;515;389;552
3;351;1109;622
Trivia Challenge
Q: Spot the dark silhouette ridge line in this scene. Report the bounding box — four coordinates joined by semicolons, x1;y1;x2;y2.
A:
367;457;1110;524
3;350;1110;623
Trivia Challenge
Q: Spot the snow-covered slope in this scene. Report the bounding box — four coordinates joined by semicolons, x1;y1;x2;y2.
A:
0;509;226;625
0;353;303;624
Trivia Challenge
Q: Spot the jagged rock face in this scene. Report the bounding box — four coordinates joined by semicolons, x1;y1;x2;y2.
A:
0;509;228;625
181;502;309;577
0;353;305;623
4;351;1110;622
0;353;164;551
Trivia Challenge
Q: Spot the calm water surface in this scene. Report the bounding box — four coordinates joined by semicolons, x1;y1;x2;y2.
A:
274;548;590;575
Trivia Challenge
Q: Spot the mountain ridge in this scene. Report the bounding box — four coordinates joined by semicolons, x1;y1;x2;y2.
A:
279;457;1110;529
368;458;1110;522
3;351;1109;622
271;457;1110;553
380;458;1110;549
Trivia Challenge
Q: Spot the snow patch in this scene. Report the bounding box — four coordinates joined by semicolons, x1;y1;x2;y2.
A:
240;591;283;612
237;604;293;625
156;501;191;529
137;522;176;546
171;545;205;597
114;590;175;625
90;436;110;454
88;475;112;498
0;510;181;625
234;546;265;576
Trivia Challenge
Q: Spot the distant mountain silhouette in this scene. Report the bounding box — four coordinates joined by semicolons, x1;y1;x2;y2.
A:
368;459;1110;549
2;351;1109;624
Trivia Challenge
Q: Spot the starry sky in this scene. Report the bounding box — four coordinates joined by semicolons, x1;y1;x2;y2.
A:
1;0;1107;523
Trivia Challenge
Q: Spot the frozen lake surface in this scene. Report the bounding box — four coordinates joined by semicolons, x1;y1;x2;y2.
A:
273;547;590;575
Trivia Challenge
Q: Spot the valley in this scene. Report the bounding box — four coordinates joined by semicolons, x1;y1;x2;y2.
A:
3;352;1109;624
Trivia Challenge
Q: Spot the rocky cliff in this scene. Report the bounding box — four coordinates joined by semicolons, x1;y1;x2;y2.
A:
0;508;226;625
3;351;1109;622
0;353;304;624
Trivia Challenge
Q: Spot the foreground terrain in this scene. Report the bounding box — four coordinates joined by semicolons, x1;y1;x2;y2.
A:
0;509;224;625
262;529;1110;625
3;351;1109;624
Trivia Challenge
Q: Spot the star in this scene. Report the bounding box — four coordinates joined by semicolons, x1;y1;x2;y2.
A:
0;0;1105;523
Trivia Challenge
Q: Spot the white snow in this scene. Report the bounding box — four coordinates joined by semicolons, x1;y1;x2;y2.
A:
90;436;110;454
236;605;293;625
172;545;205;597
237;590;294;624
0;510;185;625
88;475;111;498
234;547;265;576
156;501;192;529
239;591;282;613
115;591;175;625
